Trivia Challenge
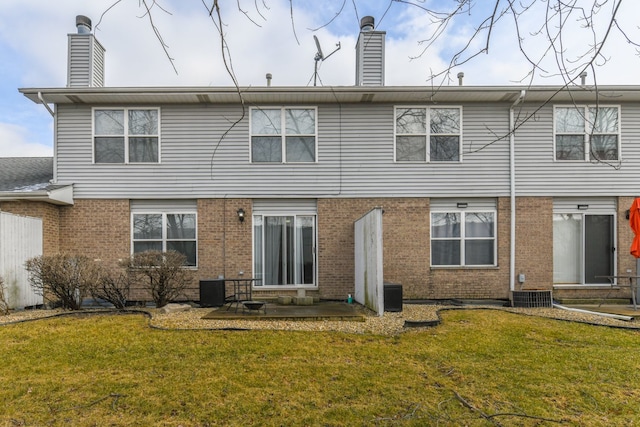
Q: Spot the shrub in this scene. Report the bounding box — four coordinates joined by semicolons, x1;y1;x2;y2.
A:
121;250;192;308
0;276;8;315
24;254;101;310
90;271;131;310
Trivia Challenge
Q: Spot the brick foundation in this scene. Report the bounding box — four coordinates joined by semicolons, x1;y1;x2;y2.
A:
318;197;511;301
514;197;553;291
6;196;635;303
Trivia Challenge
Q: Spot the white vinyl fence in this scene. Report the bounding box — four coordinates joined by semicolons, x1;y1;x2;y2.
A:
354;207;384;316
0;212;43;308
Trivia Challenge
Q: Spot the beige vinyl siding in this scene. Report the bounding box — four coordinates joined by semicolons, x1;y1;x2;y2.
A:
515;103;640;196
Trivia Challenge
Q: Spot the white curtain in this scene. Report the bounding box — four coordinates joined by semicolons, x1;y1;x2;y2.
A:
553;214;583;284
295;216;314;284
264;217;284;285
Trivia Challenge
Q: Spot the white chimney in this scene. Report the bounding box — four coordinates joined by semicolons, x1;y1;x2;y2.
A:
355;16;386;86
67;15;105;87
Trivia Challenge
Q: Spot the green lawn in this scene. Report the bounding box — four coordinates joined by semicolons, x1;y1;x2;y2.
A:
1;310;639;426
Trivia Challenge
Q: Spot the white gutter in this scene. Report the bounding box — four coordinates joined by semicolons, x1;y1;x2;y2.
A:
510;90;526;292
0;185;74;206
553;303;633;322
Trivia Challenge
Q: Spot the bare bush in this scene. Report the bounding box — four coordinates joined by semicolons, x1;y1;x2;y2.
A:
90;271;131;310
24;254;101;310
0;276;8;315
121;250;192;308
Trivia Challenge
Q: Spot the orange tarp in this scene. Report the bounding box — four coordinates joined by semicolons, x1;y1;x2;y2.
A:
630;198;640;258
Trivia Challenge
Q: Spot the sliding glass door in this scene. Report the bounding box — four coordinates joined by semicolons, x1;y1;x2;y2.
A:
553;213;614;285
254;215;316;287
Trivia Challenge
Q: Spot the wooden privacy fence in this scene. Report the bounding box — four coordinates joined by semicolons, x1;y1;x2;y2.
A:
0;212;43;309
354;207;384;316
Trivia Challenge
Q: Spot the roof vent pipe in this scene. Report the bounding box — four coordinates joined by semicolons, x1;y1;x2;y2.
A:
360;16;375;32
76;15;92;34
457;72;464;86
580;71;587;85
266;73;272;87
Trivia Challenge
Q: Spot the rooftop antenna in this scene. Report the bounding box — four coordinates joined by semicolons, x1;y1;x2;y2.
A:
313;35;340;86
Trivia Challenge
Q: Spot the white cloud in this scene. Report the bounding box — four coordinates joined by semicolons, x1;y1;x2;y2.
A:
0;123;52;157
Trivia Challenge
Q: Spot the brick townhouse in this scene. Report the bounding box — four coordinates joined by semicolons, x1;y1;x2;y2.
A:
2;15;639;307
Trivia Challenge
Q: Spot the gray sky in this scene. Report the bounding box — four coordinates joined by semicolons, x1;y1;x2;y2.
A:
1;0;639;157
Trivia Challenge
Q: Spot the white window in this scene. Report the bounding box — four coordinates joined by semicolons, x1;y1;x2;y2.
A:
250;107;317;163
94;108;160;163
554;106;620;161
395;107;462;162
132;213;197;266
431;211;495;266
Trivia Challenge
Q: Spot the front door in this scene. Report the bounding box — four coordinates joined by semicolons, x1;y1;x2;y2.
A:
553;213;615;285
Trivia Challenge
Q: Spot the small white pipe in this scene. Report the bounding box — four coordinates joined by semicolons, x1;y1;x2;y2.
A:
553;303;633;322
509;90;525;292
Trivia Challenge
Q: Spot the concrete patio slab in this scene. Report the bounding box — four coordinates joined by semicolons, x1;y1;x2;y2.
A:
202;301;367;321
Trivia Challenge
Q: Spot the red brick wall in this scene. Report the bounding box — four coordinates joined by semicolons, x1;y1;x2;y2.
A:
14;195;634;303
617;196;636;277
58;199;130;270
428;197;511;300
196;199;253;299
514;197;553;291
554;196;638;301
318;198;512;301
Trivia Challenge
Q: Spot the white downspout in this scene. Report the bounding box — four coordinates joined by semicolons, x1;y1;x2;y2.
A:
510;90;526;292
38;92;57;183
37;91;55;117
553;303;633;321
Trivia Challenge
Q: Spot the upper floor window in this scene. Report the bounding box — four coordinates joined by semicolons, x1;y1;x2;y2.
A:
395;107;462;162
554;106;620;161
250;107;317;163
94;108;159;164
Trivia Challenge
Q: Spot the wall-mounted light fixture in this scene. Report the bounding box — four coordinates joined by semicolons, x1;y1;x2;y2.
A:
457;202;468;209
237;208;245;222
577;204;589;210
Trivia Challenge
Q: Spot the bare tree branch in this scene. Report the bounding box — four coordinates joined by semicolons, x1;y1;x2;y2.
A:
289;0;300;45
308;0;347;31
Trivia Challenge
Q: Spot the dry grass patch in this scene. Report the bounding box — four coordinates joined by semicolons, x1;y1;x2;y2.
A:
0;310;639;426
